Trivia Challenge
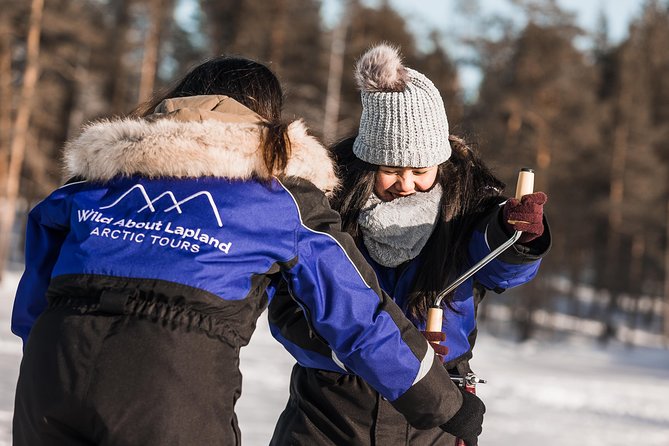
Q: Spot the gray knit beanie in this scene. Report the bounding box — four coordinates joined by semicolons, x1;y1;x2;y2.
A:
352;44;452;168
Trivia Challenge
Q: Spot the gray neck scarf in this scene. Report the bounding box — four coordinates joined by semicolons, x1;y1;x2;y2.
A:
358;184;442;267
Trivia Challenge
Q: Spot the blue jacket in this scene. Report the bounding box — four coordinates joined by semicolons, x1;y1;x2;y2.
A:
269;203;551;369
12;96;465;429
365;206;551;366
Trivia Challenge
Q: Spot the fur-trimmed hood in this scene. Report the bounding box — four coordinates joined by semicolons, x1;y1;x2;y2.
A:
63;95;338;193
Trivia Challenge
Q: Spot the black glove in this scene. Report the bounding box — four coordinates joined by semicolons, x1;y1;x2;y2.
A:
440;389;486;446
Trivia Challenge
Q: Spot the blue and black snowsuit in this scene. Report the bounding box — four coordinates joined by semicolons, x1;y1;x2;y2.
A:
11;96;466;446
269;201;551;445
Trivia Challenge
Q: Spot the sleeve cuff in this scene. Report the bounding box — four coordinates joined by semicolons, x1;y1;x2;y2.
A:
390;355;463;429
487;207;552;264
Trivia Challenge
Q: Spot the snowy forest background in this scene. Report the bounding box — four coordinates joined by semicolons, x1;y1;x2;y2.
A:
1;0;669;444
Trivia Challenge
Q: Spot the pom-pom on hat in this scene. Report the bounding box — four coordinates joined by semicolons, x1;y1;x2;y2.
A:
352;43;452;168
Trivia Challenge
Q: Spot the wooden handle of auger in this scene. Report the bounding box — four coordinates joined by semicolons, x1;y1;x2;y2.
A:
515;167;534;200
508;168;535;225
426;306;443;344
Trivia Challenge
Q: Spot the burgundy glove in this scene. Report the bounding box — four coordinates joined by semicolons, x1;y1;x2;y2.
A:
421;331;449;362
502;191;547;243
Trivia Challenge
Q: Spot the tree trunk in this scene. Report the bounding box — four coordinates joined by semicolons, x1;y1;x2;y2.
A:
322;1;351;144
0;0;44;281
67;47;91;139
513;109;549;342
268;0;287;74
600;121;628;344
137;0;164;104
625;234;645;346
522;109;550;192
0;15;12;197
514;285;539;342
567;248;585;317
106;0;131;115
664;196;669;345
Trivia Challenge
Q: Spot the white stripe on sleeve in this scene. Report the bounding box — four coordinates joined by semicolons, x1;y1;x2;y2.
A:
411;341;434;386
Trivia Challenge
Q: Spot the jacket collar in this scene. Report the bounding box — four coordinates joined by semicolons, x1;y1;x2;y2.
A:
63;95;338;192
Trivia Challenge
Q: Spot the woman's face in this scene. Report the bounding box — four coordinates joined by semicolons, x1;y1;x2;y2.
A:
374;165;439;201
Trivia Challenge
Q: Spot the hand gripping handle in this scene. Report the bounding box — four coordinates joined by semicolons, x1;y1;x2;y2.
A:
426;168;535;342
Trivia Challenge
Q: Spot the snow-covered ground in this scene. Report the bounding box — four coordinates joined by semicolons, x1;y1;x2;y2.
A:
2;270;669;445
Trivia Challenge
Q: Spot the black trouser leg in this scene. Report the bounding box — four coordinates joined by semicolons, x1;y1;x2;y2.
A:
14;306;243;446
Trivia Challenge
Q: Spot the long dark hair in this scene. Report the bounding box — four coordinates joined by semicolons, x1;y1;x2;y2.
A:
330;134;505;321
134;56;290;176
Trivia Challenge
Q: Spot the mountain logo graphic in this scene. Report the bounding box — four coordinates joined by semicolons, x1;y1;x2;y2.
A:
99;184;223;227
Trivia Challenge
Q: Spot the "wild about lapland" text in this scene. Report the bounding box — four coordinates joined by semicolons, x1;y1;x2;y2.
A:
77;209;232;254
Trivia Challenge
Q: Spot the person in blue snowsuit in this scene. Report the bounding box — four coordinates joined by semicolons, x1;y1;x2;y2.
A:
269;44;551;446
11;56;480;445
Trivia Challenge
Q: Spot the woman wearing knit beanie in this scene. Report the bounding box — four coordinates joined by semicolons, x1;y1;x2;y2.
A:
269;44;551;445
